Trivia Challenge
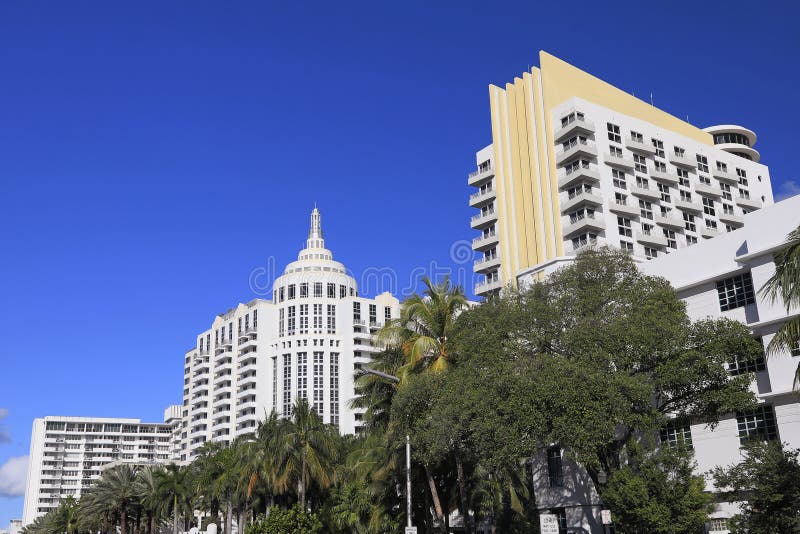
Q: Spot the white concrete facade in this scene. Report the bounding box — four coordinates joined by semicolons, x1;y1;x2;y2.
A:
640;195;800;531
22;413;179;525
180;208;399;462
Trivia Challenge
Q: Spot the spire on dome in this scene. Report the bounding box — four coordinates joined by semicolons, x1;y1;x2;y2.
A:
305;206;325;249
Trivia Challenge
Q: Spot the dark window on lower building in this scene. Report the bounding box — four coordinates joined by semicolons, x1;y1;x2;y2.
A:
547;446;564;487
736;405;778;444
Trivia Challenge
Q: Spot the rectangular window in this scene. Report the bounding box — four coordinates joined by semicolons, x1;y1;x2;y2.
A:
327;304;336;334
339;284;347;298
636;176;649;189
279;286;285;302
279;309;285;337
385;306;392;323
644;246;658;259
720;183;733;201
660;419;693;449
702;196;716;216
683;213;696;232
620;240;634;253
313;304;323;332
653;160;667;172
287;306;296;335
639;200;653;220
633;154;648;173
288;284;296;300
547;447;564;487
658;183;671;203
369;304;377;325
652;138;665;158
609;145;623;157
282;354;292;416
607;122;621;143
353;301;361;321
299;304;309;334
663;229;677;249
313;352;324;416
314;282;323;297
696;154;709;173
300;283;308;298
686;235;698;245
630;130;643;143
612;169;626;189
716;272;755;311
736;405;778;443
327;283;336;298
717;161;728;173
571;232;597;250
680;190;692;202
727;340;766;375
330;353;340;427
560;111;584;127
296;352;307;401
617;217;632;238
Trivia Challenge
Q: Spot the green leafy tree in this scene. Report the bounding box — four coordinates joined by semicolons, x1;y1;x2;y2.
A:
247;505;322;534
601;445;711;534
712;441;800;533
156;463;193;534
760;225;800;387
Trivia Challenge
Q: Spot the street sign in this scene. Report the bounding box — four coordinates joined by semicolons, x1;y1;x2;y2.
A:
404;528;417;534
539;514;560;534
601;509;612;524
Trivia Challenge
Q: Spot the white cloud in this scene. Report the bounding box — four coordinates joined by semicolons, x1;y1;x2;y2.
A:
775;179;800;201
0;456;28;497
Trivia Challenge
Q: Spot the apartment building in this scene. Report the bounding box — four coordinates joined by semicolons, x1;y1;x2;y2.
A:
180;207;399;462
468;51;774;296
22;411;181;525
639;195;800;532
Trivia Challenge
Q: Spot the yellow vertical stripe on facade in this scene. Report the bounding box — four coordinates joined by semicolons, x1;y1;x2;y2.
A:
520;71;544;264
512;76;534;270
506;80;524;278
488;86;514;284
530;68;560;258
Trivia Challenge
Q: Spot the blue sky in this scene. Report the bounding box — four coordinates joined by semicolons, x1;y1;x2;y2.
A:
1;0;798;525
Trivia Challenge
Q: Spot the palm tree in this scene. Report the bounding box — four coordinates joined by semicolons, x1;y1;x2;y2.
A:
379;277;467;376
156;463;192;534
93;465;140;534
378;276;469;532
760;225;800;387
350;346;406;432
136;466;165;534
274;398;335;509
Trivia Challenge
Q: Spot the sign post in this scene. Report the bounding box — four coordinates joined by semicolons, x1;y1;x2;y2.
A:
539;513;560;534
404;528;417;534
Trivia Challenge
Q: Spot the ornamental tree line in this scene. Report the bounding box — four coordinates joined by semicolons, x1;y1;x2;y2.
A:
22;245;800;534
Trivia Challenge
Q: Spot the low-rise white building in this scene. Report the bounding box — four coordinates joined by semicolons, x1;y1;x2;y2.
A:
22;410;181;526
179;207;399;462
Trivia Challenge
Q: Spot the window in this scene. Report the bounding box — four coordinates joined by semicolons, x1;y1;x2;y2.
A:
706;219;718;229
313;304;322;332
696;154;709;173
571;233;597;250
653;160;667;172
633;154;647;173
610;145;623;157
708;518;729;532
652;138;665;158
287;306;296;335
644;246;658;259
339;284;347;298
326;304;336;334
635;176;649;189
550;508;567;534
313;352;324;415
299;304;308;334
617;217;632;237
560;111;584;127
699;175;712;185
547;447;564;487
282;354;292;416
330;353;340;427
630;130;643;143
680;190;692;202
561;135;587;152
676;167;689;186
620;240;634;253
385;306;392;324
639;200;653;220
716;272;755;311
658;183;671;203
327;283;336;298
683;213;696;232
296;353;307;400
614;192;628;206
314;282;323;297
663;229;677;249
727;340;766;375
736;405;778;443
607;122;621;143
723;203;734;215
564;159;590;175
612;169;626;189
702;197;716;216
569;207;594;223
720;183;733;201
716;161;728;173
686;235;698;245
287;284;296;300
300;283;308;298
674;146;686;157
566;183;592;199
353;302;361;321
739;189;751;199
736;168;747;180
279;309;285;337
660;419;693;449
279;287;285;302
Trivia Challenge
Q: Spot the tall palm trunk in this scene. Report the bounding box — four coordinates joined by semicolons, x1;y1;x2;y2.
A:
172;495;180;534
455;454;473;534
103;511;108;534
300;452;307;509
425;465;445;533
150;514;157;534
121;506;128;534
225;498;233;534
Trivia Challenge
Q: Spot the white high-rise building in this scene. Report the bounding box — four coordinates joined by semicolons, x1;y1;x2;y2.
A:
468;51;775;295
180;207;398;462
22;411;181;526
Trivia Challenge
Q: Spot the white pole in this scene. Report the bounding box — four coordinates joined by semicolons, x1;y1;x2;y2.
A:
406;434;412;528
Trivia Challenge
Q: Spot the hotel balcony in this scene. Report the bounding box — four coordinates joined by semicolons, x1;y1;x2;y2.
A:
468;165;495;187
212;418;231;431
556;140;598;165
473;254;501;273
668;152;697;169
214;383;233;398
238;336;257;352
553;116;595;143
654;213;684;230
470;208;498;229
562;215;606;238
608;200;640;218
701;226;720;238
558;166;601;190
650;169;679;185
469;186;496;208
674;199;703;213
625;136;657;155
238;357;257;373
695;183;722;197
560;191;603;213
213;373;232;386
604;153;635;171
735;196;762;210
712;168;739;184
474;275;503;296
636;231;667;248
719;212;744;226
472;231;499;251
631;185;661;202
